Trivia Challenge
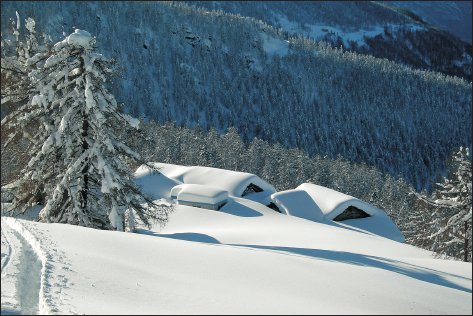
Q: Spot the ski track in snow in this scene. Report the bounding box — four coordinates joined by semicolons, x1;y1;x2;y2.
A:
14;230;41;315
1;221;22;315
1;217;76;315
1;225;14;274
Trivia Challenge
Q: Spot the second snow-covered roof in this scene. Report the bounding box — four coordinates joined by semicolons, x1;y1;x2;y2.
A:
297;183;382;220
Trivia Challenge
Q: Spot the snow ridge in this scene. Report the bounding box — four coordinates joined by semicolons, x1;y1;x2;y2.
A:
2;218;75;315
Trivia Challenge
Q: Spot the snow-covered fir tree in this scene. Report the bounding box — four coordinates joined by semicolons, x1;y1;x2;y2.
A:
414;147;472;261
1;29;172;231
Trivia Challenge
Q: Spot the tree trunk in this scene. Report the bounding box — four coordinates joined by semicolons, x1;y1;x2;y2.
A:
80;113;89;210
79;56;89;213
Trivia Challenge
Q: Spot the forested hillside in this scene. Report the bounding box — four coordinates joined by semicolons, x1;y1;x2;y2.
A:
189;1;472;79
385;1;472;44
1;1;471;190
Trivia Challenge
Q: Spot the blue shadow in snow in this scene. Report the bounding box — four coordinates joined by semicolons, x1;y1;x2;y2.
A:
135;230;471;294
323;219;374;237
219;200;263;217
231;244;472;294
136;229;220;244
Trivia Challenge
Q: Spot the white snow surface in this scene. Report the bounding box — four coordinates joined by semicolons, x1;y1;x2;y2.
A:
1;164;472;314
2;205;471;314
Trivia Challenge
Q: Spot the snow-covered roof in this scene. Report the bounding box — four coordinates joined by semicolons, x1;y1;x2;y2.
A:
271;189;324;222
297;183;382;220
171;184;228;205
297;183;404;242
151;163;276;198
134;165;181;200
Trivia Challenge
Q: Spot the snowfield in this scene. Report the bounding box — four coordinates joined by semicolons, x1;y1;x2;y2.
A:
1;164;472;314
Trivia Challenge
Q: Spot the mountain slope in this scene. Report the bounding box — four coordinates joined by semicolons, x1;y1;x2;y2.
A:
188;1;472;79
385;1;472;44
1;1;471;190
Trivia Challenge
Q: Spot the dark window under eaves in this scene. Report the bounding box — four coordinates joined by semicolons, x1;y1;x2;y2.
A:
242;183;264;197
333;206;370;221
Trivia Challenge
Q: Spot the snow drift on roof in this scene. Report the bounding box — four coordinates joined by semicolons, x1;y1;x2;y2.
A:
271;189;324;222
297;183;404;242
297;183;382;220
134;165;181;200
172;184;228;205
150;163;276;198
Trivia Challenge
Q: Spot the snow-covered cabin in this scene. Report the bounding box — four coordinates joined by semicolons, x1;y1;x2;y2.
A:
296;183;405;242
171;184;228;211
150;163;276;203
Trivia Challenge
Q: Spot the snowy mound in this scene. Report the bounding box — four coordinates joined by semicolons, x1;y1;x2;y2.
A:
149;163;276;199
67;29;93;48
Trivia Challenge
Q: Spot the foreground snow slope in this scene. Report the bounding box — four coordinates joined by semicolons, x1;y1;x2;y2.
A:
2;203;472;314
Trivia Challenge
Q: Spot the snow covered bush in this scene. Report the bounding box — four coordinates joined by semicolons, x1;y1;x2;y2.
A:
1;29;172;231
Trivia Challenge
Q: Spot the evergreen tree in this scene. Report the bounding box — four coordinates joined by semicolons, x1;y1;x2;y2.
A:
2;29;172;231
1;14;50;185
414;147;472;261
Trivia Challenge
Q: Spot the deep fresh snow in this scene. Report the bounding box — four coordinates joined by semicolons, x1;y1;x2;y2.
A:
1;164;472;314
